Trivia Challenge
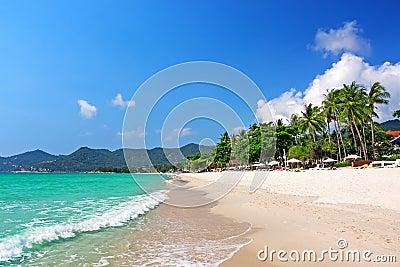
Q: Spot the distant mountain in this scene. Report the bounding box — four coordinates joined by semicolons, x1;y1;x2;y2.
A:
380;119;400;131
0;143;213;172
34;147;125;172
0;149;57;172
121;144;212;169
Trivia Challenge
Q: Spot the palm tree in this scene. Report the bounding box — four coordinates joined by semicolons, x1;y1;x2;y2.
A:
298;103;324;143
321;97;333;157
231;129;249;165
288;113;301;145
393;110;400;118
341;82;368;159
367;82;390;159
332;89;348;159
322;89;344;160
289;113;299;127
214;132;231;167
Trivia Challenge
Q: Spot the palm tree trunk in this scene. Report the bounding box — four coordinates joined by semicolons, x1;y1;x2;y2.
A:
351;111;367;160
335;112;346;158
327;120;333;157
362;124;368;159
311;130;316;143
362;123;368;159
370;111;376;159
332;120;341;161
361;122;368;160
349;122;357;152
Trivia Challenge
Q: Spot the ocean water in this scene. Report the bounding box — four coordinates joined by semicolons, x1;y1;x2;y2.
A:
0;173;251;266
0;173;168;265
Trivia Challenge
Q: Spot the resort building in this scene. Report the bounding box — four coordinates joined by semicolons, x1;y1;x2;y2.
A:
386;130;400;138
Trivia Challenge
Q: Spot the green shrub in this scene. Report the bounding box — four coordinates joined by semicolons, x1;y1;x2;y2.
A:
389;154;400;160
335;161;352;167
377;154;400;161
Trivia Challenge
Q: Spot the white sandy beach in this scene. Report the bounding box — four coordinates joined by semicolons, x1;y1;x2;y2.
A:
179;168;400;266
181;168;400;211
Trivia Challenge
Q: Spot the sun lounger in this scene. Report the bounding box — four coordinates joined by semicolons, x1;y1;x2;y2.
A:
384;159;400;168
354;164;369;169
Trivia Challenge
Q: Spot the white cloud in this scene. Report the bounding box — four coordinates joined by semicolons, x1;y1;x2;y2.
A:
265;89;305;123
232;126;246;134
112;93;135;108
163;127;194;142
312;21;371;57
256;99;276;123
267;53;400;122
77;99;97;119
173;127;193;137
117;128;145;137
303;53;366;105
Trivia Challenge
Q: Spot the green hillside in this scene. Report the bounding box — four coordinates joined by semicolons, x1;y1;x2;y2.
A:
34;147;125;172
1;143;213;172
122;144;212;167
380;119;400;131
0;149;57;171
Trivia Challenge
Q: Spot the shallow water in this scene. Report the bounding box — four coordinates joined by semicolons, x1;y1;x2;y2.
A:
112;189;252;267
0;173;250;266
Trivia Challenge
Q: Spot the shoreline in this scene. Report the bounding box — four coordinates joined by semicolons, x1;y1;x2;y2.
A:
114;178;253;266
178;169;400;266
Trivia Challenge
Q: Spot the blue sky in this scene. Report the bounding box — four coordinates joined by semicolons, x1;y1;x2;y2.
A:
1;1;400;156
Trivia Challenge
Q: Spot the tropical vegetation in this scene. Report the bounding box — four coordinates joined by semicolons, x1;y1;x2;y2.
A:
187;81;399;170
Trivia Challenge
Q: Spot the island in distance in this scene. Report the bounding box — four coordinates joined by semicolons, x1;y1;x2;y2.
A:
0;143;213;173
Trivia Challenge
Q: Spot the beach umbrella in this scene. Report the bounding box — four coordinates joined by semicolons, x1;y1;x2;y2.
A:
323;158;337;163
287;158;301;163
267;160;279;166
344;154;360;160
251;162;266;167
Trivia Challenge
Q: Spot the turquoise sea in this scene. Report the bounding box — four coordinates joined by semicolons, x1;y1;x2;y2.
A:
0;172;251;266
0;173;168;266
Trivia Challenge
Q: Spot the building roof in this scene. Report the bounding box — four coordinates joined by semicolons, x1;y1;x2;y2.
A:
386;130;400;138
391;136;400;144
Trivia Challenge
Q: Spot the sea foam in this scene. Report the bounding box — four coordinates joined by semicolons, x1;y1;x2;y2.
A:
0;191;168;262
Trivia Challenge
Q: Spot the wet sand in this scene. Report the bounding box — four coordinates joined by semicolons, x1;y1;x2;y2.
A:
113;181;251;266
